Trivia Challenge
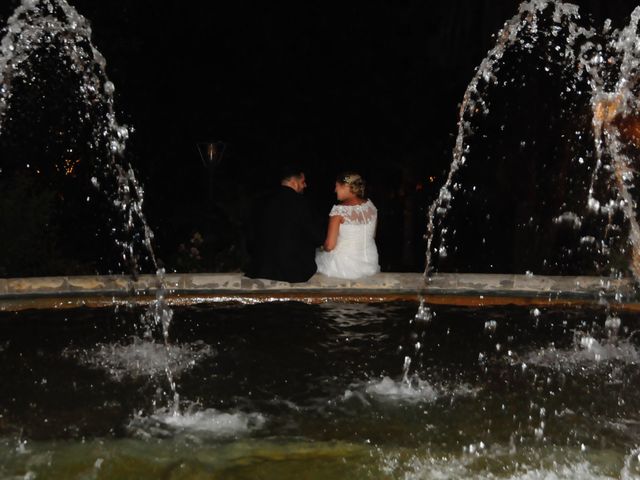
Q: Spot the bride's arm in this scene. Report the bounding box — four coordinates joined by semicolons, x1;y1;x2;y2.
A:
323;216;342;251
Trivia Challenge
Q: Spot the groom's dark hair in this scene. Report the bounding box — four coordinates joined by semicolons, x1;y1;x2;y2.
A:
279;164;305;182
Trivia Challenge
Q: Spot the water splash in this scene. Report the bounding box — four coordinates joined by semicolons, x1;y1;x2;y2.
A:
63;338;214;382
342;375;476;405
379;447;623;480
128;403;266;440
363;375;438;403
523;331;640;371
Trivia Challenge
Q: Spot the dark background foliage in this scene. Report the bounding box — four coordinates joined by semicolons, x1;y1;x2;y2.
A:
0;0;636;276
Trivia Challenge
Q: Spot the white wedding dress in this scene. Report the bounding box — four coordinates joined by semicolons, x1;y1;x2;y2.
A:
316;199;380;279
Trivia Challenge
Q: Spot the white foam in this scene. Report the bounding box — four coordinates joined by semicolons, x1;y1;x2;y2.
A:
399;461;613;480
158;410;264;434
524;335;640;371
64;338;214;380
379;446;626;480
129;406;265;439
364;376;439;402
346;376;477;404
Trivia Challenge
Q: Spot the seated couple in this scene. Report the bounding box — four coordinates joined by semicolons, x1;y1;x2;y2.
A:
248;166;380;283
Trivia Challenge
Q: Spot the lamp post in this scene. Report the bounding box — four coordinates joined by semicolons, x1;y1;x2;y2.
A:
196;141;225;211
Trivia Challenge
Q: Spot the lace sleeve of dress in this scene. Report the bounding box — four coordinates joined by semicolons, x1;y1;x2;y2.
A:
333;200;377;225
329;204;346;217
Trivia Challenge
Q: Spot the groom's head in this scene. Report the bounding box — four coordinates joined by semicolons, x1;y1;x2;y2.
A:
280;165;307;194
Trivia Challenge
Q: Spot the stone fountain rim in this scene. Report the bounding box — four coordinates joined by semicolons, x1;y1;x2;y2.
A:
0;272;637;312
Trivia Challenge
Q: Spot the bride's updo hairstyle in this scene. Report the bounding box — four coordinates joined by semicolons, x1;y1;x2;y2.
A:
337;172;366;199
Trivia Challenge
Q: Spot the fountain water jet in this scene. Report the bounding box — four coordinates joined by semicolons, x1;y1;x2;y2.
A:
0;0;180;411
423;0;640;290
423;1;583;280
0;0;155;275
411;1;640;395
585;7;640;282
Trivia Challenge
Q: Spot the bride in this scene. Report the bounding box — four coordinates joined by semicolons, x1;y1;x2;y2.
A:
316;172;380;279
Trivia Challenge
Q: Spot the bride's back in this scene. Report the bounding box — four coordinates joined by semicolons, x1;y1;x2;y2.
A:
333;200;377;250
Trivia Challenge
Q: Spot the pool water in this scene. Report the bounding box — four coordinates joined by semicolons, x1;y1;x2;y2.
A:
1;301;640;479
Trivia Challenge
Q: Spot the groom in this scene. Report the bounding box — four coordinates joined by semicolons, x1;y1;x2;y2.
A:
247;166;324;283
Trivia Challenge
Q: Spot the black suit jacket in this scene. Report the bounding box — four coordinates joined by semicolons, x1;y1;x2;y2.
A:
248;186;324;283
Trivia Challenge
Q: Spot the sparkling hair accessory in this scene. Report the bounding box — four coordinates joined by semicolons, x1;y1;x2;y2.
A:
337;172;366;198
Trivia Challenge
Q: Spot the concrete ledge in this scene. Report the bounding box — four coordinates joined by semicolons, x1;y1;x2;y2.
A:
0;273;637;312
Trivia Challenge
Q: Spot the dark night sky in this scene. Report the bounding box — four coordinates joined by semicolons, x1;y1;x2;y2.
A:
0;0;638;275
